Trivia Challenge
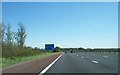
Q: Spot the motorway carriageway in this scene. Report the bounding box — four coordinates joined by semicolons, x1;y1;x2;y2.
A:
41;52;119;74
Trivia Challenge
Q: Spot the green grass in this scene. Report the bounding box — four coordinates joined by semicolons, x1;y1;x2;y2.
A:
2;45;47;58
1;44;61;68
1;52;54;68
0;58;2;67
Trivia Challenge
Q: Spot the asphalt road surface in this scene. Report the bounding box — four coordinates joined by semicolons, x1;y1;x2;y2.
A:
44;52;119;74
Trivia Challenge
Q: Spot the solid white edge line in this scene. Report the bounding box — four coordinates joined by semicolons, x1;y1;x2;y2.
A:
39;53;64;75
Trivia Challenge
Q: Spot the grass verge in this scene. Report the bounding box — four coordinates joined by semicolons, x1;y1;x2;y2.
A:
1;52;54;68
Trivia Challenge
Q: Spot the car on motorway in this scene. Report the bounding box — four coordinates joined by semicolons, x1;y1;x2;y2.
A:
65;51;67;53
70;51;74;53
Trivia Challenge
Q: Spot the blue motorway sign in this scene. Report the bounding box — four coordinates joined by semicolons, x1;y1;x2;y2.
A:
45;44;54;50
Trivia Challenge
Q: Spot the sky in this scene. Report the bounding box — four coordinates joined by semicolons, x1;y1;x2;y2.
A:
2;0;120;2
2;2;118;48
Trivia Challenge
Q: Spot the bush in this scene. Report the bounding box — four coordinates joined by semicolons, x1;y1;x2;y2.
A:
2;45;46;58
53;46;61;52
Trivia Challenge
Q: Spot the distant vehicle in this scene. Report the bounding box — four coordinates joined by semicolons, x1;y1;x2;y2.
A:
70;51;73;53
65;51;67;53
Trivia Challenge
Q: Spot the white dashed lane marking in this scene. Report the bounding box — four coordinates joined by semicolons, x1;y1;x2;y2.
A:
92;60;98;64
104;55;108;57
81;57;84;58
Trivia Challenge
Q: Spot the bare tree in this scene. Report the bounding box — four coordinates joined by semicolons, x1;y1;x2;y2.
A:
0;23;2;46
17;22;26;48
2;23;6;44
11;32;17;46
6;23;12;48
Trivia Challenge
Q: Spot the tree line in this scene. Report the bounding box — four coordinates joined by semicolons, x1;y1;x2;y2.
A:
2;22;26;49
1;22;57;58
62;47;119;52
1;22;38;58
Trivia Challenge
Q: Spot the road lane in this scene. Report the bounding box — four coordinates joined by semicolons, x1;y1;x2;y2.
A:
45;52;118;73
76;52;118;73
